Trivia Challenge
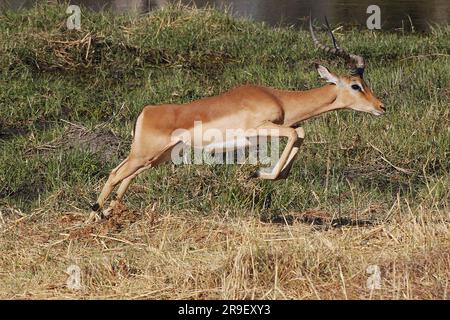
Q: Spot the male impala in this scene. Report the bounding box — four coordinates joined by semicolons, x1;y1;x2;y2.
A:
89;18;385;221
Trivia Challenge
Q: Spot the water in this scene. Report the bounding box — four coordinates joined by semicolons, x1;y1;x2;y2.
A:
1;0;448;32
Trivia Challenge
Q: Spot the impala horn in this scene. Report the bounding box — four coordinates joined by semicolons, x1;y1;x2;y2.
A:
309;16;365;76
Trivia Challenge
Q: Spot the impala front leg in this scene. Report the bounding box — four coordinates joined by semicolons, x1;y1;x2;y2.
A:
277;127;305;179
251;122;299;180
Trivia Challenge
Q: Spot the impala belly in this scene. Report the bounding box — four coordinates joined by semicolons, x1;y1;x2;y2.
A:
202;137;251;153
169;110;255;150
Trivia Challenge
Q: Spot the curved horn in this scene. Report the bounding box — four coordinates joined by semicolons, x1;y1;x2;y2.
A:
309;16;365;76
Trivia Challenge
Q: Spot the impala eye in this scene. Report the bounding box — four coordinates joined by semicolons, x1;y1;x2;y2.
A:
351;84;361;91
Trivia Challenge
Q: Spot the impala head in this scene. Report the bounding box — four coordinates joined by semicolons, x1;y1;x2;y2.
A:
315;63;385;115
310;17;385;116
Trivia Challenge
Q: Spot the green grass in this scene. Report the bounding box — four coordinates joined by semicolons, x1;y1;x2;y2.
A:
0;2;449;218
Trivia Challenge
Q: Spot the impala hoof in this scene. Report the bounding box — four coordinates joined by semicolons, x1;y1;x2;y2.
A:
91;203;100;212
249;170;260;179
101;207;113;218
85;211;102;224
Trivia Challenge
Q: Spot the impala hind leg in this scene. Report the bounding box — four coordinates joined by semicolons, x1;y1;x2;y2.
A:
88;156;146;222
88;141;180;222
110;142;180;208
101;164;152;218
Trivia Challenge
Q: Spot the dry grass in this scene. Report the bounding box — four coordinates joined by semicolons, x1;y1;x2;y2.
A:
0;197;448;299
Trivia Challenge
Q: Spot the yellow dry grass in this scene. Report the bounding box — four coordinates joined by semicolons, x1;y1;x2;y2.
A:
0;199;448;299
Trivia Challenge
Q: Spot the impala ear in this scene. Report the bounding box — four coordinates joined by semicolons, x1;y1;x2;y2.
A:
315;63;339;85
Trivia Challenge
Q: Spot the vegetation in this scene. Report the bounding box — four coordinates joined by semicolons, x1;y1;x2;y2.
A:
0;3;448;299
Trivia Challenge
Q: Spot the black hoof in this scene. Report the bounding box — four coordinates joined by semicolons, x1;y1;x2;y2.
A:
91;203;100;212
249;170;260;179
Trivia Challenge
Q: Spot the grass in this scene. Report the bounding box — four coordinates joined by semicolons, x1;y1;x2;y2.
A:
0;3;449;299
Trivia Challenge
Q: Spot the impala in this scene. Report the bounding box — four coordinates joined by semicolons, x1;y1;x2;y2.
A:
88;18;385;221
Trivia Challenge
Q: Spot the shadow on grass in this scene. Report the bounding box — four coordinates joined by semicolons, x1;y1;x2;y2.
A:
261;209;375;227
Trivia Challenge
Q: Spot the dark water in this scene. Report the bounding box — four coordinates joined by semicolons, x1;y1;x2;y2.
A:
1;0;449;32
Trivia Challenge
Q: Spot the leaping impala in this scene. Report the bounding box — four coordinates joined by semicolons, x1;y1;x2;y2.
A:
89;18;385;221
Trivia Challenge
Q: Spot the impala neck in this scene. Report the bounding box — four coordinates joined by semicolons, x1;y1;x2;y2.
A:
271;84;344;126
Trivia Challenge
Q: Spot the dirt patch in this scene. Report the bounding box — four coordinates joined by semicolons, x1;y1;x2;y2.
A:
25;122;124;162
68;202;156;240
